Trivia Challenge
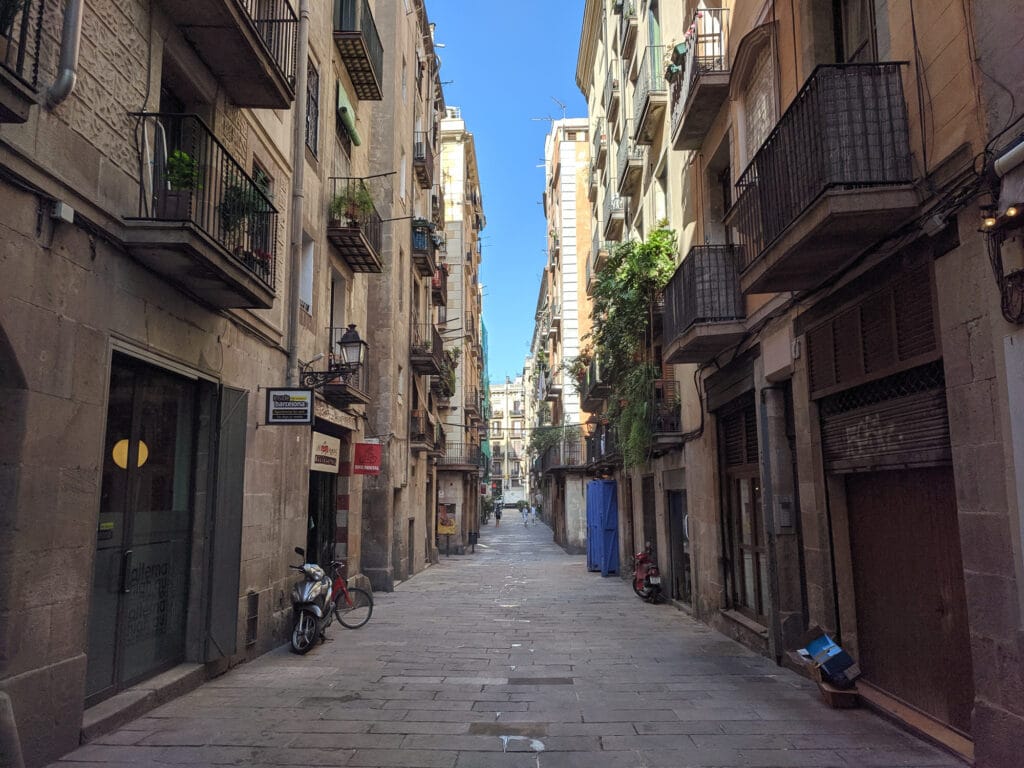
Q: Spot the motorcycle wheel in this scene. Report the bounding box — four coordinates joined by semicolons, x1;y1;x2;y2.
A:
336;588;373;629
290;609;318;654
632;576;651;599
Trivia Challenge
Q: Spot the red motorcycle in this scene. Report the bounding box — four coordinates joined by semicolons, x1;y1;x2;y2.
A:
632;543;663;603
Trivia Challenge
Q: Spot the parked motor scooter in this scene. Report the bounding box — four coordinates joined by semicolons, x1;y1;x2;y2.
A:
289;546;374;654
632;542;663;603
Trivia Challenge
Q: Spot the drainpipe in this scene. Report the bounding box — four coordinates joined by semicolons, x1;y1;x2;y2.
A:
45;0;84;108
286;0;310;386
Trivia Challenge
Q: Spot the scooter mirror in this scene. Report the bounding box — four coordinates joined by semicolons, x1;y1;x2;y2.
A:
294;546;305;557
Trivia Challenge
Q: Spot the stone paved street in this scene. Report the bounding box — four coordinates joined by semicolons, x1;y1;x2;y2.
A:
50;520;963;768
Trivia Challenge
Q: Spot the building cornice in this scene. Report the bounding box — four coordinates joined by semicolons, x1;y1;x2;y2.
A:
576;0;602;99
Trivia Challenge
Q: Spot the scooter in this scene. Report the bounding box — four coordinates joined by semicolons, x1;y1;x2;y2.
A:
289;547;373;654
632;542;663;603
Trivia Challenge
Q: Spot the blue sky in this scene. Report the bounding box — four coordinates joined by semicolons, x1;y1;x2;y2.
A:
428;0;587;384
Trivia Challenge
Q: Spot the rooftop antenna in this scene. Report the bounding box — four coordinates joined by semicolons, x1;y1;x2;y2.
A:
551;96;567;120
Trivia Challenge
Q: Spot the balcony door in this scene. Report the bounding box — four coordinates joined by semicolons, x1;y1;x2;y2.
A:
836;0;877;62
86;354;196;704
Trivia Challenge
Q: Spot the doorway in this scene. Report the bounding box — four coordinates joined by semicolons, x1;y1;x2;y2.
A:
307;472;338;567
667;490;691;603
86;354;197;704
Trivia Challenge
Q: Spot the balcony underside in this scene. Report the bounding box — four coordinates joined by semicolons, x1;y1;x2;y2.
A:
635;95;666;145
437;461;480;472
410;355;441;376
412;251;436;277
741;185;919;294
651;432;684;454
581;389;610;412
333;32;382;100
0;69;35;123
123;220;274;309
618;162;642;197
664;320;746;364
322;383;371;408
162;0;293;108
410;438;433;453
603;214;624;240
414;161;432;189
327;224;384;272
672;72;730;150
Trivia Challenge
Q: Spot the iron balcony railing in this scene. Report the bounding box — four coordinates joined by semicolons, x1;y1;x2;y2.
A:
439;442;484;468
328;176;382;252
410;410;433;444
582;356;611;402
670;8;730;137
619;1;637;54
651;379;681;434
333;0;384;100
634;46;666;124
617;120;645;189
242;0;298;85
541;440;584;472
664;245;744;340
132;113;278;287
603;193;625;226
586;425;620;465
732;63;913;272
411;323;444;370
0;0;42;90
591;117;605;164
603;59;620;115
413;131;434;187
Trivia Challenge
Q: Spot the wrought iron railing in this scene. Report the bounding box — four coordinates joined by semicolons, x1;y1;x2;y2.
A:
439;442;484;467
0;0;42;89
411;323;443;368
619;1;637;50
635;46;666;121
603;59;620;114
541;440;584;471
670;8;730;136
617;120;645;188
582;356;610;401
240;0;298;85
591;117;605;162
664;245;744;339
131;113;278;287
410;410;432;443
732;63;913;272
603;193;625;226
651;379;681;433
586;425;620;464
333;0;383;87
413;131;434;175
328;176;382;252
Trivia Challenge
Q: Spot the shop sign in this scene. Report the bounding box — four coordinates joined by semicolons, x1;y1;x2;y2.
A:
311;432;341;473
266;388;314;425
353;440;382;475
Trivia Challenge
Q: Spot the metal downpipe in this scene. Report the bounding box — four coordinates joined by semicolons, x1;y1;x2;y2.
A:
286;0;310;386
45;0;84;108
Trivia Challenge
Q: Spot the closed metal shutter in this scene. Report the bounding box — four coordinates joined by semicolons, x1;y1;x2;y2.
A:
819;362;950;473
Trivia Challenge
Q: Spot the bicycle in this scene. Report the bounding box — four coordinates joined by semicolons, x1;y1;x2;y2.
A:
328;560;373;629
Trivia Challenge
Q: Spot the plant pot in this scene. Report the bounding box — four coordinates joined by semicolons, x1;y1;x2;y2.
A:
156;189;192;220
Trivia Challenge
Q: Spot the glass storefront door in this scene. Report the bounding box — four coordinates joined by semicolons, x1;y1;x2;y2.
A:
86;353;196;704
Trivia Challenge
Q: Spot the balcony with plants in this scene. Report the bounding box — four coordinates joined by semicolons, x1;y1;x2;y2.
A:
0;0;42;122
581;354;612;412
634;46;667;145
327;177;383;273
670;7;731;150
124;113;277;309
729;63;917;294
413;131;434;189
333;0;383;100
663;244;746;364
410;322;444;375
585;423;620;469
412;218;439;277
650;378;682;453
160;0;296;108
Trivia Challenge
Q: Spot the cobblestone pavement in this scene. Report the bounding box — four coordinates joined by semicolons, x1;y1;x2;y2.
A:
51;519;963;768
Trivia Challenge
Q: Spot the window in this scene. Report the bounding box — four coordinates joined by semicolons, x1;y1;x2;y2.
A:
399;150;407;200
836;0;877;63
306;61;320;156
300;235;314;314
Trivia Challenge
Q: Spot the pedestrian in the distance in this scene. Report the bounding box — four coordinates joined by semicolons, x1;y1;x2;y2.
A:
494;507;502;527
532;505;539;524
521;506;529;526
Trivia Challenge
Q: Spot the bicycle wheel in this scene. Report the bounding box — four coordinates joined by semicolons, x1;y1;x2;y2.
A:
336;587;373;628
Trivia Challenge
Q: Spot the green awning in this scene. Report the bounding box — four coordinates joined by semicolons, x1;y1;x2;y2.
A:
337;82;361;146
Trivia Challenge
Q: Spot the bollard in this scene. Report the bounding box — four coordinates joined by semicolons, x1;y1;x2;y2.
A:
0;692;25;768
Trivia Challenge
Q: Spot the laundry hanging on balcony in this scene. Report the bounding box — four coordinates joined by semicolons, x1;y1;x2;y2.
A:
337;82;362;146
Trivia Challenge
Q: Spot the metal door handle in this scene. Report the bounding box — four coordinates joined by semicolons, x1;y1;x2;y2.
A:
122;549;133;593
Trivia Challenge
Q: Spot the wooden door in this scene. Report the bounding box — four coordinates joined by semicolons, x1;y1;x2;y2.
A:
845;467;973;733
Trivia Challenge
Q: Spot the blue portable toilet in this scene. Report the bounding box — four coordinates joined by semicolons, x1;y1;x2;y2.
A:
586;479;619;576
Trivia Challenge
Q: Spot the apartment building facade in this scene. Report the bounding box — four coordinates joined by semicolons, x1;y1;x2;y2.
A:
528;118;594;552
489;376;528;507
577;0;1024;763
436;106;487;551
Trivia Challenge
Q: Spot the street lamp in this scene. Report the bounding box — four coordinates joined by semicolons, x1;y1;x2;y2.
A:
336;324;367;369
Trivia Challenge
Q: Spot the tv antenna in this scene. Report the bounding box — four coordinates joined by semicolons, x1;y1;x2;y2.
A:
551;96;567;120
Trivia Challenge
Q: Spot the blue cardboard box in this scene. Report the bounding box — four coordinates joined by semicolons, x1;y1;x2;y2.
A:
803;634;861;690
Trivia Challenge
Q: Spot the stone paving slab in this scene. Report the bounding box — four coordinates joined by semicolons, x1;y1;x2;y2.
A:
50;520;964;768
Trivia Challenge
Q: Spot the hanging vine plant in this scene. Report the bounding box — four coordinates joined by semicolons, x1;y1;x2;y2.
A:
586;225;677;467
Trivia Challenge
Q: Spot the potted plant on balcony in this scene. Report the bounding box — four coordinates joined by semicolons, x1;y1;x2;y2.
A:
329;183;374;226
157;149;201;220
220;180;265;234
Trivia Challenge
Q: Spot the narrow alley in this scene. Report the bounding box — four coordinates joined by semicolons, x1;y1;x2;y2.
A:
49;521;961;768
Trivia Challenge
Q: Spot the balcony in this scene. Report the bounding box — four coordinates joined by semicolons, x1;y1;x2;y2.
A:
431;265;448;306
465;388;481;416
603;60;621;123
318;326;371;408
438;442;484;471
333;0;384;100
592;118;607;168
650;379;683;453
431;184;445;227
670;8;731;150
0;0;41;122
603;195;626;240
617;125;645;197
588;162;599;202
410;410;434;453
541;440;584;473
619;2;638;60
413;131;434;189
664;245;746;363
581;357;612;412
411;220;438;277
410;323;443;375
730;63;917;294
634;47;667;145
327;177;383;272
585;424;620;468
544;369;564;402
161;0;296;108
551;302;562;330
123;114;277;309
